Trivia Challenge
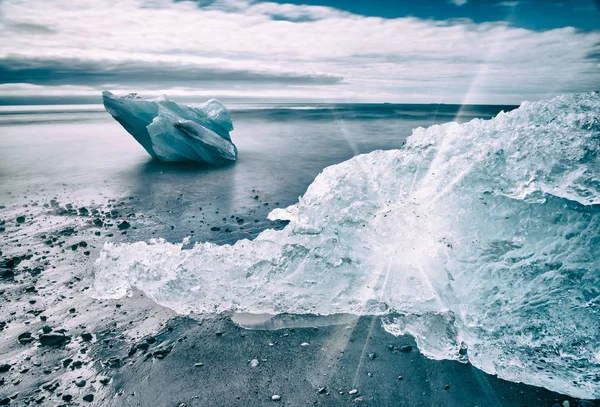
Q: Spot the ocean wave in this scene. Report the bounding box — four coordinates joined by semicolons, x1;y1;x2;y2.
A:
94;92;600;398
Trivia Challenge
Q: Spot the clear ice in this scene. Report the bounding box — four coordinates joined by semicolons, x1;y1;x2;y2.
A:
95;92;600;398
102;91;237;164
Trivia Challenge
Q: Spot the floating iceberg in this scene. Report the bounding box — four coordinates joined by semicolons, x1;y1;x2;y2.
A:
102;91;237;164
95;93;600;398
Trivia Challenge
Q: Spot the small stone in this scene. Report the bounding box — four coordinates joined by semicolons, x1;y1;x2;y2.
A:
0;397;10;405
194;363;204;367
39;333;68;346
81;332;93;341
271;395;281;401
0;364;11;373
18;332;34;344
117;221;130;230
397;376;403;380
75;380;86;387
16;216;25;223
82;394;94;402
368;353;377;359
317;387;327;394
443;384;450;390
107;357;120;368
62;395;73;402
42;326;52;334
399;345;413;353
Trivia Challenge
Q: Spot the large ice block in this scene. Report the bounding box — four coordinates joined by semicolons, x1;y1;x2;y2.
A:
102;91;237;164
95;92;600;398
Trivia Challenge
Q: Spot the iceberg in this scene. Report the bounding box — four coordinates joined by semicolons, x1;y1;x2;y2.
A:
94;92;600;398
102;91;237;164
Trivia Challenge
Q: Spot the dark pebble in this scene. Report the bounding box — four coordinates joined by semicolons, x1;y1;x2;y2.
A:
39;333;69;346
18;332;34;344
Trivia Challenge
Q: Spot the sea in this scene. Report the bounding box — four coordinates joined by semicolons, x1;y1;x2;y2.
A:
0;102;515;245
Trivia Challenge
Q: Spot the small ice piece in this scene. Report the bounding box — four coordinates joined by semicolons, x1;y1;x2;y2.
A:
271;395;281;401
250;359;259;368
300;342;310;347
102;91;237;165
348;389;358;395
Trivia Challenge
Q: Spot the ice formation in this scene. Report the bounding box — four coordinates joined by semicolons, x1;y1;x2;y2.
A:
95;93;600;398
102;91;237;164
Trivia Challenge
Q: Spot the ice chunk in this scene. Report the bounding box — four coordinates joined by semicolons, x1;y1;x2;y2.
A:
94;92;600;398
102;91;237;164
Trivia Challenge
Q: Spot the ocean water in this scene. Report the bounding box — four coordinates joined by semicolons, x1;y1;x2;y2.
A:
0;102;514;244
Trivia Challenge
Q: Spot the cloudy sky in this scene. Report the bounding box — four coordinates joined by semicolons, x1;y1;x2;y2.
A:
0;0;598;104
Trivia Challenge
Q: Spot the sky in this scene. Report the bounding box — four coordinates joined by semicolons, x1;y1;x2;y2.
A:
0;0;598;104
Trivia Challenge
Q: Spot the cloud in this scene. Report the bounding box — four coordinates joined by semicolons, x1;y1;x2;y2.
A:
0;0;598;103
0;56;343;87
494;1;519;7
449;0;468;6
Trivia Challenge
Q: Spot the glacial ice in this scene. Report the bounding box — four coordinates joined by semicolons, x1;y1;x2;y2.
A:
94;92;600;398
102;91;237;164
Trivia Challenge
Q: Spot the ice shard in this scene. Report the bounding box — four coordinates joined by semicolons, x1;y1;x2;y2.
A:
102;91;237;164
94;92;600;398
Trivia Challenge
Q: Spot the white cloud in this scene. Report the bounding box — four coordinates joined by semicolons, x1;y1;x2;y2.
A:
449;0;468;6
0;0;598;103
495;1;519;7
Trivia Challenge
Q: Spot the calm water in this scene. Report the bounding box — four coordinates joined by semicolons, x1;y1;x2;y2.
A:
0;102;516;244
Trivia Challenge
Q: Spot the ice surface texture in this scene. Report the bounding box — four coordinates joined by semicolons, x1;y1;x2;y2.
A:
95;93;600;398
102;91;237;164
